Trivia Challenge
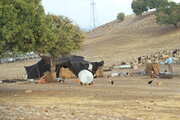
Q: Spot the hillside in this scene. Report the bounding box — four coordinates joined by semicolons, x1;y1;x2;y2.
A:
76;12;180;65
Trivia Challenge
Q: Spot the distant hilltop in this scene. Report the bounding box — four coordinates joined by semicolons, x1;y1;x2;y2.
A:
76;11;180;65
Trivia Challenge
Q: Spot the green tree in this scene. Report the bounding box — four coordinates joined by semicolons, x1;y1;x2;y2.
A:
42;15;84;79
131;0;148;16
117;12;125;22
131;0;168;16
0;0;85;81
155;2;180;28
145;0;168;9
0;0;47;56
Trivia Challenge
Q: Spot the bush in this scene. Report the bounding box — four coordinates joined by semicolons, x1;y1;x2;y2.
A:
117;12;125;22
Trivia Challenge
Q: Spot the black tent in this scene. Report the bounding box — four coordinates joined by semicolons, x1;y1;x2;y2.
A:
25;59;51;79
25;55;104;79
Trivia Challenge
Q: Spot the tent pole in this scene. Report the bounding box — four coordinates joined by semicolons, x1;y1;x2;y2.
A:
36;64;41;78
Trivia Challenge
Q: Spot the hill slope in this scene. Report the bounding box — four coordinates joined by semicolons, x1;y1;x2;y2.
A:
76;12;180;65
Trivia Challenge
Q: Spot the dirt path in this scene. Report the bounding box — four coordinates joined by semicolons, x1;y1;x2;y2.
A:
0;77;180;120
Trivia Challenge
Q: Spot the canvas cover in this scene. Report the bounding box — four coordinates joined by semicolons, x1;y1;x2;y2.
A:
159;64;180;76
25;55;104;79
160;57;179;64
25;59;51;79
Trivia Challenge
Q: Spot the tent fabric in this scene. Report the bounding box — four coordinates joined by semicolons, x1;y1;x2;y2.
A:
25;55;104;79
160;57;178;64
159;64;180;76
25;59;51;79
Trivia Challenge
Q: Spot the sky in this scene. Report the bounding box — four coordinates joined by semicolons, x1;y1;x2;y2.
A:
42;0;180;29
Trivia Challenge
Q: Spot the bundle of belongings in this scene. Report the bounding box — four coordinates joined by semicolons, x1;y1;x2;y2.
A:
25;55;104;80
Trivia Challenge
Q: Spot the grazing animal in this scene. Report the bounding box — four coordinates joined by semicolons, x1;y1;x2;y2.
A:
138;57;141;64
111;80;114;85
148;80;153;84
109;80;114;85
173;50;177;54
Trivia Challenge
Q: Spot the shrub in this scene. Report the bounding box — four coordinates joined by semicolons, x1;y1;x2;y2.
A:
117;12;125;22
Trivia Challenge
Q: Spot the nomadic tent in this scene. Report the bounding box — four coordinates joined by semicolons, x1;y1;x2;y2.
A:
159;64;180;77
145;63;159;76
159;57;180;77
25;55;104;79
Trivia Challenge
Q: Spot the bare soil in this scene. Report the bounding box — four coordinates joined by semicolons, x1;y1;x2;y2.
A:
0;77;180;120
0;60;180;120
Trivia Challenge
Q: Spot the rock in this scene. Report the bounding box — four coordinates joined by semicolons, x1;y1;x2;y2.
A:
147;60;152;63
156;81;162;85
135;101;141;104
62;115;66;118
25;90;33;93
38;79;46;84
154;60;159;63
71;112;75;115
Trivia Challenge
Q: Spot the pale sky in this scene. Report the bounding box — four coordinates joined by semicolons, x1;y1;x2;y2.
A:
42;0;180;29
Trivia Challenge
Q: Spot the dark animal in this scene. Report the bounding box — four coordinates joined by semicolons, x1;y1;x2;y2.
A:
109;80;114;85
173;50;177;54
121;62;126;65
138;57;141;64
148;80;153;84
111;81;114;85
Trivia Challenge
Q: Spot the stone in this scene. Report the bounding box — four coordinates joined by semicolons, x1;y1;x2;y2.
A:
25;90;33;93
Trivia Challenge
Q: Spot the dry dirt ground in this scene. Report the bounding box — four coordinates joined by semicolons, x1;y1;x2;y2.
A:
0;60;180;120
0;77;180;120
